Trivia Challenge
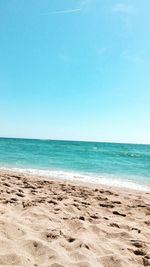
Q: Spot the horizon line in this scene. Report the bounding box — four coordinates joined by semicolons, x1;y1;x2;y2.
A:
0;136;149;146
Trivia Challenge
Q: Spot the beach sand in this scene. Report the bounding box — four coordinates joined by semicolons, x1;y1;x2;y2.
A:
0;170;150;267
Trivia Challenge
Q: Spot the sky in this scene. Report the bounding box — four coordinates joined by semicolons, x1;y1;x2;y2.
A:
0;0;150;144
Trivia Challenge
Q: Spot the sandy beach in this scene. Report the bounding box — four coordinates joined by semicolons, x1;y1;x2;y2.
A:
0;170;150;267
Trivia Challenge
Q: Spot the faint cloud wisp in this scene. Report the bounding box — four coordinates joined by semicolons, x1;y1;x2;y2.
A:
41;0;93;16
112;3;137;16
41;8;81;16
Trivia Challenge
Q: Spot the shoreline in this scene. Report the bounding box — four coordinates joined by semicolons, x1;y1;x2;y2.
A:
0;169;150;266
0;167;150;194
0;169;150;204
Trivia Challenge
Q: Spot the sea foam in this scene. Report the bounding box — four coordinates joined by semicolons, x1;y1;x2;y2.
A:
0;166;149;192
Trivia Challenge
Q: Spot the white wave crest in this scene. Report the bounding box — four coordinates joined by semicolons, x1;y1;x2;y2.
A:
0;166;149;192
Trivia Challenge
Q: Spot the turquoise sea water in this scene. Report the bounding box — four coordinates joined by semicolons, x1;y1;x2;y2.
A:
0;138;150;191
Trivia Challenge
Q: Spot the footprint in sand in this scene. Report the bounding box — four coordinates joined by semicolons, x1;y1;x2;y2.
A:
113;211;126;217
41;230;59;241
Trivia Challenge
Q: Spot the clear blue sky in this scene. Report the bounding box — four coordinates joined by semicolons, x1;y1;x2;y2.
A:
0;0;150;144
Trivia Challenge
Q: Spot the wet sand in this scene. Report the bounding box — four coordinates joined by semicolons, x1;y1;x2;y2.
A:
0;170;150;267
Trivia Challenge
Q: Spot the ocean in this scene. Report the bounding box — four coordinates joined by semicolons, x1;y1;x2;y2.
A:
0;138;150;191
